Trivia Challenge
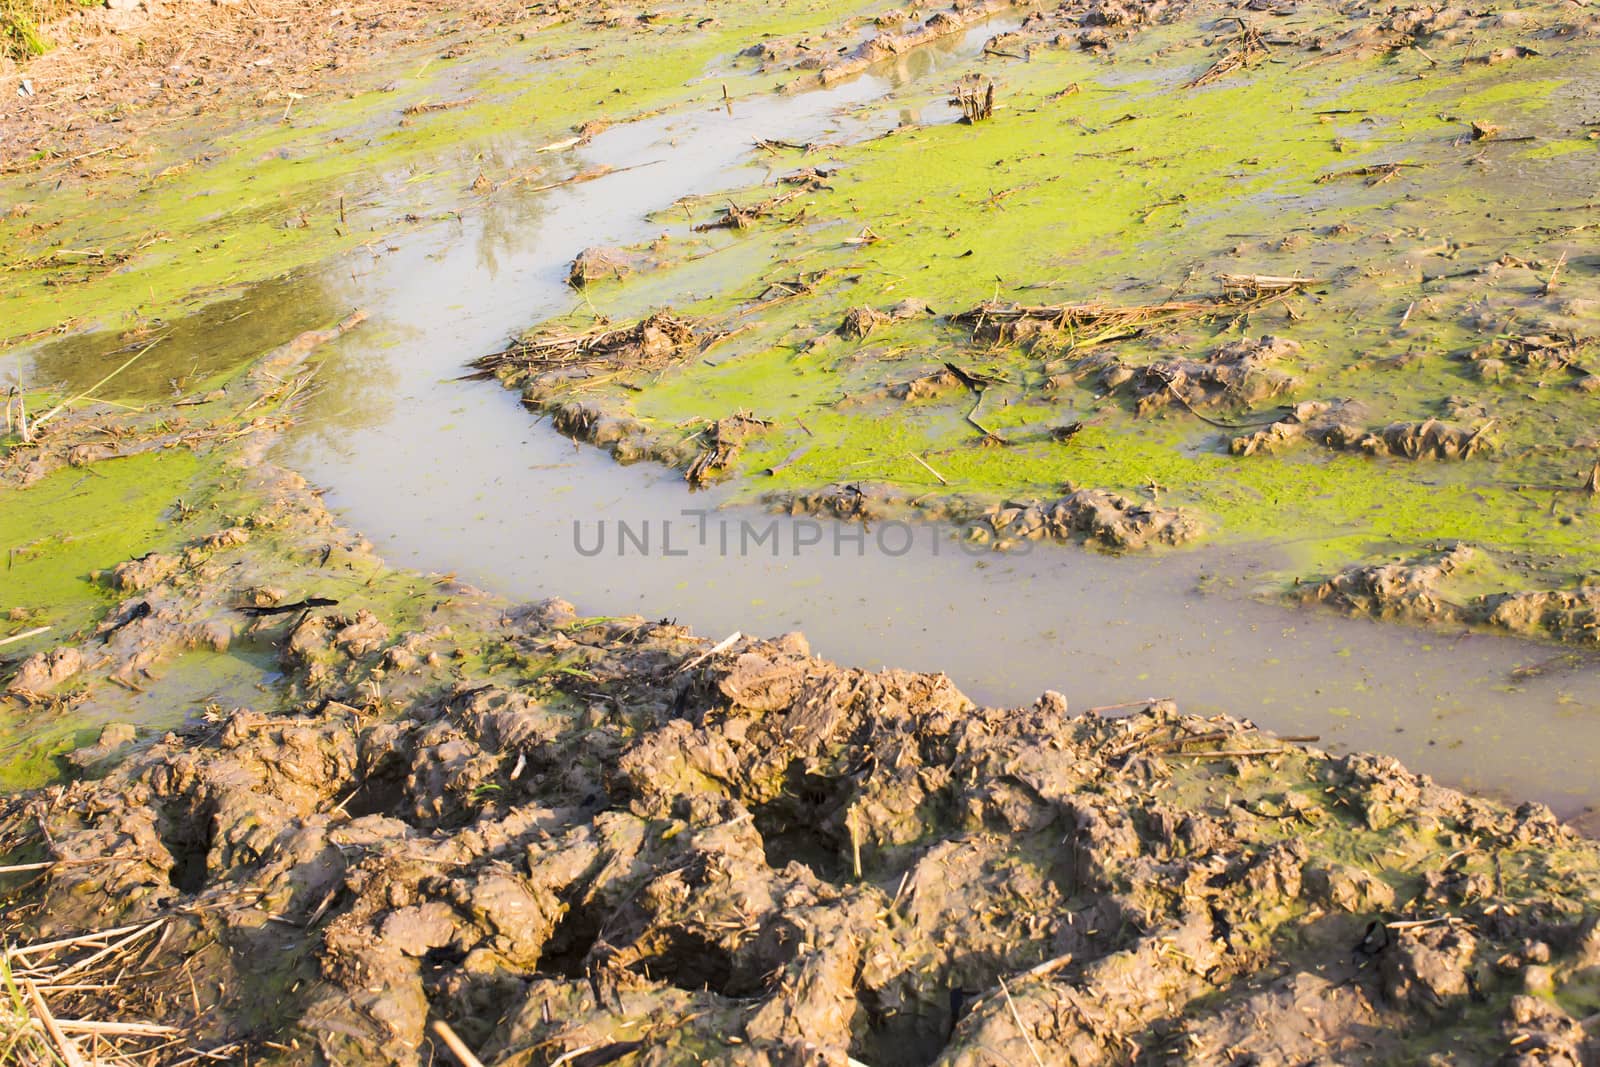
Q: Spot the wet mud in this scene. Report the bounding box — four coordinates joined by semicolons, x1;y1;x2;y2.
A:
4;315;1600;1059
1312;544;1600;642
9;432;1600;1064
6;0;1600;1061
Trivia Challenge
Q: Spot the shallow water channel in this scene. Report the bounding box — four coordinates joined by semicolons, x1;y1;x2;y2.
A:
24;19;1600;825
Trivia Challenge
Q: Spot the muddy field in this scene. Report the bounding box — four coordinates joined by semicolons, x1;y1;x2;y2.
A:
6;386;1600;1065
461;0;1600;637
8;0;1598;635
6;0;1600;1062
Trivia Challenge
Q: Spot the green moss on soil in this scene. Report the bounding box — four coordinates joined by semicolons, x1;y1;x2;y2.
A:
0;449;202;629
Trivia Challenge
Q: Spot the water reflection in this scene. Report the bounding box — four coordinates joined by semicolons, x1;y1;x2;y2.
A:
15;272;345;402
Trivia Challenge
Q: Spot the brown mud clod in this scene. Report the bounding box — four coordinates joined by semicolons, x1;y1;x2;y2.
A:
567;247;640;289
692;191;805;233
1309;545;1600;642
1232;403;1495;461
684;412;772;487
1068;334;1301;418
1307;543;1480;625
468;312;745;473
978;488;1203;551
778;0;1023;93
472;312;701;397
953;285;1295;350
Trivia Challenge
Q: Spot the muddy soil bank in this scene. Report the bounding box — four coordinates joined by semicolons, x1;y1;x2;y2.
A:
5;379;1600;1065
1;0;568;168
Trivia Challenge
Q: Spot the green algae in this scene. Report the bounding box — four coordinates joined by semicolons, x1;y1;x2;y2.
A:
0;0;878;351
0;414;507;793
0;647;273;791
527;16;1600;593
0;445;222;791
0;449;202;632
6;0;1597;617
16;269;348;402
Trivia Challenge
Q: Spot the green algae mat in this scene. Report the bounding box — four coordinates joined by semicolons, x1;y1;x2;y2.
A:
475;0;1600;622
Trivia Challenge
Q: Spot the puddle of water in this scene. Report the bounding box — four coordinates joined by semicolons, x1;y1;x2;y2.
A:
289;387;1600;824
19;20;1600;825
16;273;346;402
0;647;281;790
277;23;1600;824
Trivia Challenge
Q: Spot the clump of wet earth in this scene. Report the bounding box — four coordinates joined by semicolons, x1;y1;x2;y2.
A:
6;405;1600;1065
1311;543;1600;641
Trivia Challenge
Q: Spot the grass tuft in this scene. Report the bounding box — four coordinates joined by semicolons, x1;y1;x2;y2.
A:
0;0;51;62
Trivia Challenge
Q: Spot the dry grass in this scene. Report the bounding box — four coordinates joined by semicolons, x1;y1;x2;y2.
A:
0;0;55;62
0;953;65;1067
0;916;244;1066
473;312;701;376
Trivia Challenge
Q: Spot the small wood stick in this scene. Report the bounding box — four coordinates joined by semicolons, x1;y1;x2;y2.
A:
26;982;91;1067
34;335;165;429
432;1021;486;1067
51;1018;181;1036
906;452;949;485
7;922;151;959
1015;952;1074;982
0;860;53;874
1543;249;1567;296
54;917;165;980
675;631;741;675
0;626;50;648
890;869;912;911
1084;697;1169;715
849;809;862;879
998;977;1045;1067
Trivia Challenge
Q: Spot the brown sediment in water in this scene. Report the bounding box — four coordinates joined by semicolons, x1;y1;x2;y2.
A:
0;311;366;489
